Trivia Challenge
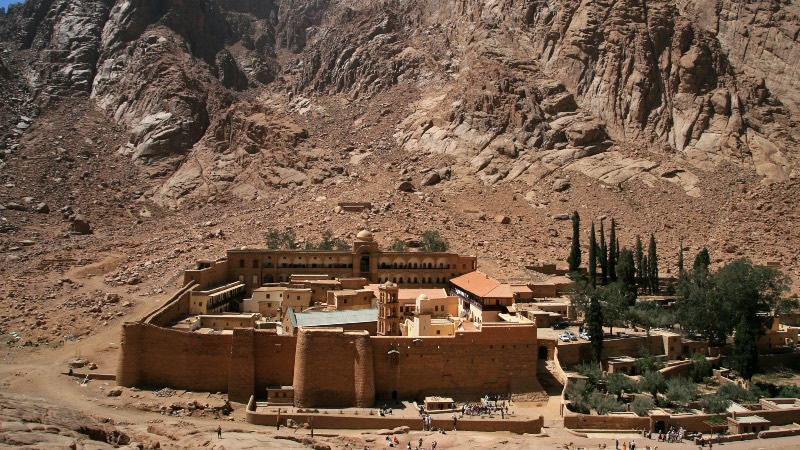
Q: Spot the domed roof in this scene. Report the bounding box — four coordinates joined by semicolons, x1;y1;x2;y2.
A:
356;229;373;241
417;293;429;302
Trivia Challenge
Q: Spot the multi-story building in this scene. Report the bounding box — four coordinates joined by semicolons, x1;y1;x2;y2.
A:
184;230;477;296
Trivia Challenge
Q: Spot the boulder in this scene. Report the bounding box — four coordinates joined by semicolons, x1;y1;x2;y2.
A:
71;215;92;234
421;171;441;186
495;215;511;224
396;181;414;192
107;388;123;397
5;202;27;211
553;179;571;192
34;202;50;213
552;213;571;220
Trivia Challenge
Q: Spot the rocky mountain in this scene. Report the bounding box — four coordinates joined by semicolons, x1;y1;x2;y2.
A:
0;0;798;278
1;0;797;202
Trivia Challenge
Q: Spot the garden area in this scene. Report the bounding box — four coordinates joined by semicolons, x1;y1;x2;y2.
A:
564;352;800;418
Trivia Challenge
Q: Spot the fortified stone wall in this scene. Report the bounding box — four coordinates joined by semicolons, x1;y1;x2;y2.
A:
372;323;539;401
119;308;541;407
293;328;375;408
142;282;195;327
184;259;229;290
117;322;233;392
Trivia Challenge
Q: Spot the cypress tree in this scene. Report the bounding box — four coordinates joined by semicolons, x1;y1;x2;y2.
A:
588;294;604;362
635;235;645;291
589;222;597;288
617;248;637;303
642;255;649;294
678;239;685;276
568;211;581;274
608;219;617;282
599;220;608;286
648;233;659;294
693;247;711;274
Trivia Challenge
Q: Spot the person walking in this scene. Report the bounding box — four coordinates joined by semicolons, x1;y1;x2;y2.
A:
451;414;457;431
216;425;222;439
616;439;619;450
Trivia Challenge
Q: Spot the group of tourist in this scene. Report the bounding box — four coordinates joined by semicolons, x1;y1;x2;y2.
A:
461;399;509;418
657;426;685;443
382;436;436;449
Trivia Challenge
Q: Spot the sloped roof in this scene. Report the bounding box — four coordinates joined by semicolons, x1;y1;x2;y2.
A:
290;307;378;328
450;271;514;298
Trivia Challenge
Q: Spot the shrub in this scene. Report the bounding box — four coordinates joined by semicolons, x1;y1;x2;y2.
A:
634;348;663;374
699;394;731;414
388;238;408;252
420;231;449;252
577;362;603;386
590;391;625;415
778;385;800;398
639;370;666;400
689;353;712;382
632;396;654;416
565;380;591;414
606;372;639;400
717;383;757;402
665;377;698;408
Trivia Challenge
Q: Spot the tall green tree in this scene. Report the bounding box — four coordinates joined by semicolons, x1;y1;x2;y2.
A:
616;248;637;302
677;240;685;277
648;233;659;294
568;211;581;274
568;276;593;321
635;235;645;291
609;219;617;282
600;282;631;335
641;255;650;294
588;294;604;361
600;221;608;286
693;247;711;274
589;222;597;288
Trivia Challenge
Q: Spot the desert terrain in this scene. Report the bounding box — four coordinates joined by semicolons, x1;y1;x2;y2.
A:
0;0;799;447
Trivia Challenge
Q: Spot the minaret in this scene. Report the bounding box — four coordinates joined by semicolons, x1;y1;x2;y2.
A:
378;281;400;336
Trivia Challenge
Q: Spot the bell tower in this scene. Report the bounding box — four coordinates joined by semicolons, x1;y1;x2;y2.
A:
378;281;400;336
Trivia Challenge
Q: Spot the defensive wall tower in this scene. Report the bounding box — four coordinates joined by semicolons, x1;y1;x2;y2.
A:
293;327;375;408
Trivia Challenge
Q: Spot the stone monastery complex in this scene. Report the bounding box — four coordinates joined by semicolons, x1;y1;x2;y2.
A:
117;230;800;435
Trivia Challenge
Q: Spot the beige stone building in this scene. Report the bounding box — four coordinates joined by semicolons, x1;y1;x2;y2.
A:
184;230;477;296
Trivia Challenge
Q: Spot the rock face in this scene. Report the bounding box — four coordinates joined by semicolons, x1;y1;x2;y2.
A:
0;0;798;203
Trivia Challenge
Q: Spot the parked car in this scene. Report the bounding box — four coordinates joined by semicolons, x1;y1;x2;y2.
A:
616;331;630;338
552;321;570;330
558;333;571;342
564;331;578;341
579;332;590;340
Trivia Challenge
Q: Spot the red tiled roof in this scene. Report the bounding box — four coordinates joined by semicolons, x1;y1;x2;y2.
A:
449;271;501;297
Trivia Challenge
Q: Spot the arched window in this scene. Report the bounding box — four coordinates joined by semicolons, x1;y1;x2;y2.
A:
239;260;245;268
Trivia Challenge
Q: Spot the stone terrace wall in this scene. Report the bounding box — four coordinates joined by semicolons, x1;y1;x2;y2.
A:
556;336;666;367
117;322;232;391
372;323;539;401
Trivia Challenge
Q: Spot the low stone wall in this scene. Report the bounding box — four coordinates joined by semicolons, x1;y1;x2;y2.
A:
563;412;649;430
246;399;542;434
142;282;195;327
759;428;800;439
